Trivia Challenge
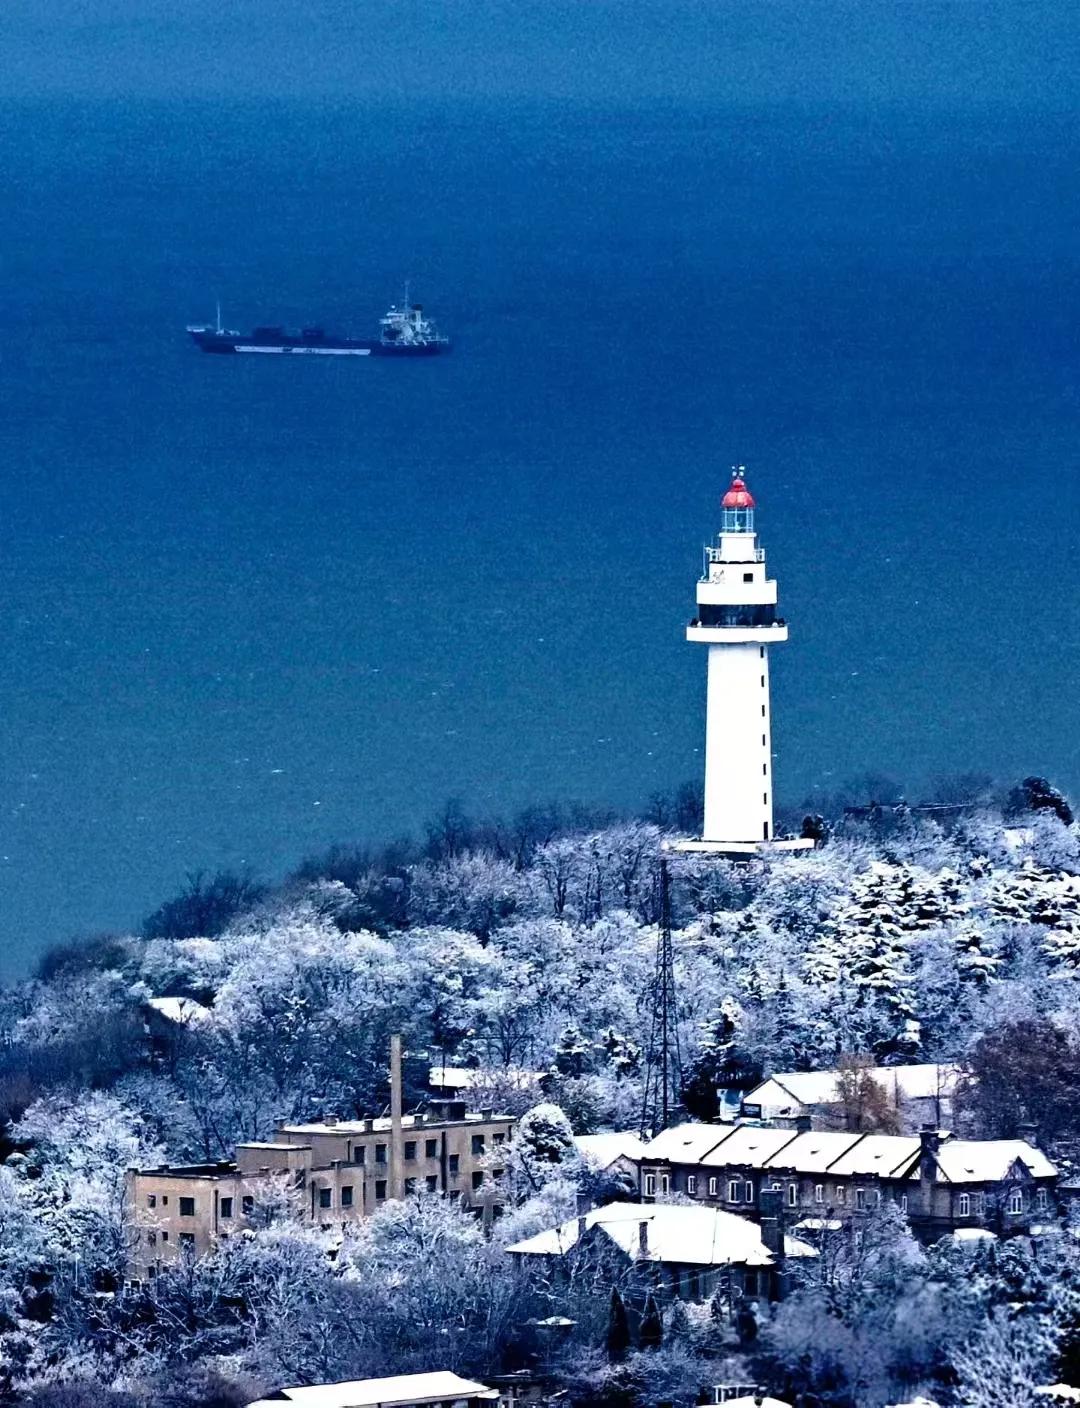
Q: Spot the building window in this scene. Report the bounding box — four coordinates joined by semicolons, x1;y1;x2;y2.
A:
1008;1188;1023;1215
220;1198;233;1219
787;1183;797;1207
472;1135;486;1156
661;1174;671;1195
814;1184;824;1204
341;1186;354;1208
687;1175;697;1195
179;1197;195;1217
708;1177;718;1197
855;1188;866;1211
448;1190;460;1202
319;1188;332;1210
426;1175;438;1192
644;1174;657;1197
493;1133;505;1146
875;1189;882;1206
425;1139;438;1158
147;1195;156;1209
241;1195;254;1216
353;1147;365;1165
147;1231;157;1246
405;1178;418;1194
179;1233;195;1248
958;1194;971;1217
162;1196;168;1206
900;1194;908;1213
404;1141;417;1161
973;1192;985;1215
448;1154;460;1176
375;1144;387;1165
728;1180;741;1203
161;1231;169;1242
375;1180;387;1201
836;1185;846;1205
745;1181;755;1203
1036;1188;1049;1212
472;1172;484;1191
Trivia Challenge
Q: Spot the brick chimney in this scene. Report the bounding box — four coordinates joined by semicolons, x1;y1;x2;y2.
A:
758;1181;786;1258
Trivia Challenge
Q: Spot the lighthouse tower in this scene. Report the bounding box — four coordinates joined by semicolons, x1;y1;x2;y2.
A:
683;470;807;854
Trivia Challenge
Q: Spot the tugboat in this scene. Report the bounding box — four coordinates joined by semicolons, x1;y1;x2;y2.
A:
186;290;450;357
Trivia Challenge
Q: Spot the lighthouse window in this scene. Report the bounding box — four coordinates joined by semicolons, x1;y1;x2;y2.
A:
743;572;754;582
761;675;766;687
761;705;766;717
760;647;765;658
763;764;767;776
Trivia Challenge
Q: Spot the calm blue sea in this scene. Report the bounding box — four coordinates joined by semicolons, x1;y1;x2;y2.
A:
1;97;1078;972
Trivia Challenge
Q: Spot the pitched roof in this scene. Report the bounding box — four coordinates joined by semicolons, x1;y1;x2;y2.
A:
641;1122;730;1163
746;1063;961;1111
246;1372;498;1408
505;1200;815;1268
934;1140;1056;1183
640;1122;1057;1183
698;1125;803;1169
575;1133;647;1168
822;1135;922;1178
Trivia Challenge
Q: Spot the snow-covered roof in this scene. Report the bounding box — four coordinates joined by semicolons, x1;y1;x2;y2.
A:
699;1125;803;1169
642;1122;730;1163
934;1139;1056;1183
428;1066;542;1091
145;996;210;1025
642;1123;1056;1183
575;1132;647;1168
746;1063;961;1113
951;1228;997;1243
824;1135;922;1178
278;1111;511;1137
246;1372;498;1408
505;1200;816;1268
1035;1387;1080;1403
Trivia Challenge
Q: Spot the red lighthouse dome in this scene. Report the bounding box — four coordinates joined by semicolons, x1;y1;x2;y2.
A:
722;472;756;510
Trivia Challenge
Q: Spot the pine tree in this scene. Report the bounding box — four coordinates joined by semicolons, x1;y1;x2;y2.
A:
606;1287;631;1362
639;1292;663;1350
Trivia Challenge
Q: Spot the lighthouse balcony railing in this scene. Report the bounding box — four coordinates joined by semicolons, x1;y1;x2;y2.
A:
689;614;786;630
704;545;765;566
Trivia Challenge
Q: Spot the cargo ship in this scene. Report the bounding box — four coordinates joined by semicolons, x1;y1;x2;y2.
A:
187;292;450;357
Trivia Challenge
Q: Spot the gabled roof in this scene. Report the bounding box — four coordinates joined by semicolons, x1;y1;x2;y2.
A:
934;1140;1056;1183
759;1131;866;1174
698;1125;802;1169
245;1372;498;1408
745;1063;961;1112
505;1200;815;1268
822;1135;922;1178
641;1122;731;1163
575;1132;647;1168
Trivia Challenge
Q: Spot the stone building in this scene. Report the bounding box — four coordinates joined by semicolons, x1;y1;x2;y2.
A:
639;1121;1057;1242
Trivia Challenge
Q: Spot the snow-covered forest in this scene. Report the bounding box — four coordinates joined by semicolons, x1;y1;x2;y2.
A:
6;777;1080;1406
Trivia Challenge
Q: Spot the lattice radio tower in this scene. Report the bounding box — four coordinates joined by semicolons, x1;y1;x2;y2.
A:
640;854;683;1137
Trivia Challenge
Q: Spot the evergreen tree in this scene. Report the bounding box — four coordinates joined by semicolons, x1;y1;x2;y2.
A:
639;1292;663;1350
606;1287;630;1362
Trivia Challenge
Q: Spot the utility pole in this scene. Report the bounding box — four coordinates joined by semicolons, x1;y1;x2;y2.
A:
640;855;683;1137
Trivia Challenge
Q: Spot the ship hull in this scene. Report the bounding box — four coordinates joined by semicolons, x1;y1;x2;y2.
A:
189;330;449;357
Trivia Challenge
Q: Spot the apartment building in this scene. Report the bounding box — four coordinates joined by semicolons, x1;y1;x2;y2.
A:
639;1121;1058;1241
125;1098;515;1277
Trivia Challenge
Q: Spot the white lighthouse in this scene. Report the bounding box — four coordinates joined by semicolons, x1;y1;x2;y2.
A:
681;470;811;855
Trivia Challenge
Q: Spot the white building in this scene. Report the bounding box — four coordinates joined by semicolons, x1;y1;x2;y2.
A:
574;1131;647;1182
742;1063;962;1131
679;470;811;856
